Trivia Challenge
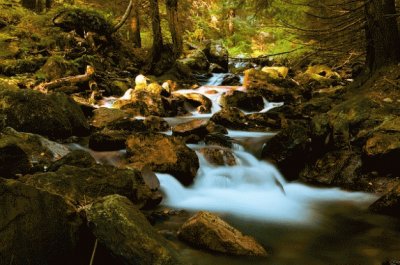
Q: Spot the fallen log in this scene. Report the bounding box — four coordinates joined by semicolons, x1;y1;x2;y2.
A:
34;65;95;92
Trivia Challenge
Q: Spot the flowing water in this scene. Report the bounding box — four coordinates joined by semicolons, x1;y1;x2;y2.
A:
95;73;400;264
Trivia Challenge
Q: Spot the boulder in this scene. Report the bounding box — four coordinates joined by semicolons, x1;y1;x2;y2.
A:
91;108;128;129
369;184;400;218
243;69;298;102
47;149;97;172
36;56;79;80
204;133;233;148
177;50;210;72
204;42;229;71
209;63;225;73
363;132;400;173
107;116;170;132
172;119;209;139
299;150;363;190
0;128;70;178
0;178;80;265
126;133;199;186
178;211;267;256
210;107;248;130
200;147;237;166
21;164;161;209
86;195;182;265
220;74;241;86
113;91;186;117
89;129;129;151
177;92;212;114
261;121;312;180
0;88;89;139
219;90;264;112
261;66;289;79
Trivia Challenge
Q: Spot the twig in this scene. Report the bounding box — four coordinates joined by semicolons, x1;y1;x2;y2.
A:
89;239;98;265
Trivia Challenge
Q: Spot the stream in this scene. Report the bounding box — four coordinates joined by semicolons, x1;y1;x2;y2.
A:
94;72;400;265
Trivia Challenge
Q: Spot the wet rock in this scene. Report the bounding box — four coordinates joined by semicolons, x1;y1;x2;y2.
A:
126;133;199;186
219;90;264;112
21;164;161;209
91;108;128;129
178;50;210;72
0;178;80;265
48;149;97;172
0;88;89;139
172;119;209;139
114;91;186;117
369;184;400;218
0;144;30;178
89;129;129;151
177;92;212;114
86;195;182;265
243;69;298;102
204;42;229;71
300;150;363;189
0;128;69;177
363;133;400;173
210;107;248;130
178;211;267;256
204;133;233;148
261;121;312;180
220;74;241;86
200;147;237;166
209;63;225;73
100;115;170;133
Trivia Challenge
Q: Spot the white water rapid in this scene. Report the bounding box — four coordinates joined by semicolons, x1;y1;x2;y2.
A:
158;146;375;225
158;73;376;226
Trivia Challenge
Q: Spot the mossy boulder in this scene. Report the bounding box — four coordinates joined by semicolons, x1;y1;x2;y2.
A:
86;195;182;265
0;127;70;178
126;133;199;186
0;178;81;265
218;90;264;112
36;56;79;80
178;211;267;256
0;88;89;139
21;164;161;209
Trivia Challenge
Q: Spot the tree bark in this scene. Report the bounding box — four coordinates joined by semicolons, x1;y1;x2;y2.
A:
131;0;142;48
365;0;400;71
166;0;183;57
150;0;163;64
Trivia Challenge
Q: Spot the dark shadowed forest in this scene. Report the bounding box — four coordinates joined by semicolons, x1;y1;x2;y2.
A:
1;0;400;265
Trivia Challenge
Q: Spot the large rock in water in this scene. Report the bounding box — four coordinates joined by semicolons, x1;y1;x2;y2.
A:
21;164;161;209
0;178;80;265
0;88;89;139
219;90;264;112
204;42;229;71
86;195;182;265
126;133;199;185
178;211;267;256
369;184;400;218
0;127;70;178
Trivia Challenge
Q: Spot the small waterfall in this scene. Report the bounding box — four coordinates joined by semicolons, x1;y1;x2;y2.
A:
158;149;376;225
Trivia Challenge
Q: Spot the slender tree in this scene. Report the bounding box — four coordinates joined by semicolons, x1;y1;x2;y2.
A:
150;0;163;64
364;0;400;71
131;0;142;48
166;0;183;57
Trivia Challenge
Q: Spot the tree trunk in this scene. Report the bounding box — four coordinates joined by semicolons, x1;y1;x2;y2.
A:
131;0;142;48
166;0;183;57
22;0;52;12
150;0;163;64
365;0;400;71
